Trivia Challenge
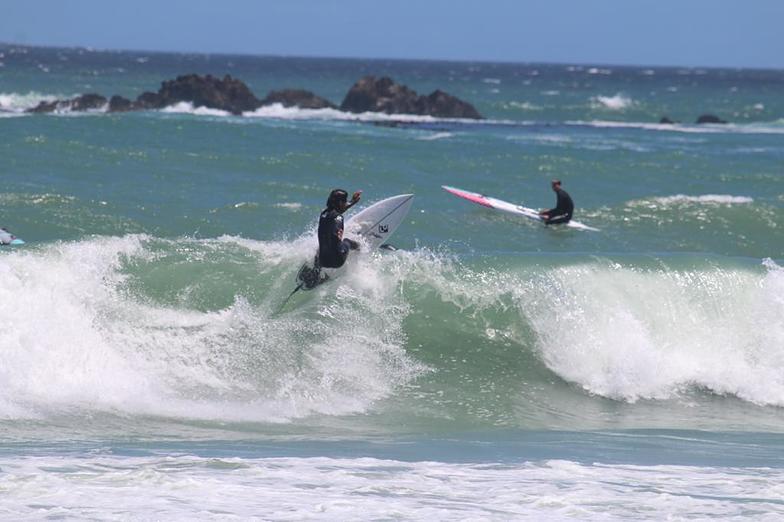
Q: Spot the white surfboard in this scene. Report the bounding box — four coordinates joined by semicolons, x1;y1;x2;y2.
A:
0;228;24;245
292;194;415;294
343;193;415;249
442;185;598;231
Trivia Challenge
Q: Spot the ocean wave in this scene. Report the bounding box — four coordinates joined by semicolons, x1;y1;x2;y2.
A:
537;260;784;405
160;101;231;117
0;91;61;113
570;120;784;135
1;455;781;520
2;238;783;423
506;101;542;111
151;107;784;135
652;194;754;206
0;91;110;115
0;235;424;422
242;102;443;123
274;202;303;210
417;131;453;141
402;254;784;408
590;93;634;110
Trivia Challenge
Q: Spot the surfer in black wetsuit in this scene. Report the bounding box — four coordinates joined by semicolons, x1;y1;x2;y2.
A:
539;179;573;225
317;188;362;268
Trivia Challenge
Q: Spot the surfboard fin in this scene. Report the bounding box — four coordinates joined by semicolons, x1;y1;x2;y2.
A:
277;283;304;314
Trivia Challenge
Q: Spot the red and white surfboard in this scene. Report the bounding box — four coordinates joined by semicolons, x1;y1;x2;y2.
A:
442;185;598;231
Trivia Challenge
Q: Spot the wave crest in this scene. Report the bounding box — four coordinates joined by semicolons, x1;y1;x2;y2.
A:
591;93;634;110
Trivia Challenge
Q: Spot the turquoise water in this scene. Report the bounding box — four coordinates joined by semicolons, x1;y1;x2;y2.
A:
2;44;784;519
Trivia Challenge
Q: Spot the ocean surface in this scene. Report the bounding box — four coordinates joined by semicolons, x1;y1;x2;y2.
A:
2;44;784;520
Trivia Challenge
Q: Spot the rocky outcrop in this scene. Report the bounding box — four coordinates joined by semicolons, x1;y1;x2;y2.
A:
24;73;482;120
416;89;482;119
152;74;261;115
659;116;677;124
28;93;107;113
340;76;482;119
260;89;336;109
341;76;419;115
696;114;727;124
108;95;133;112
71;93;107;111
27;100;59;113
133;91;164;110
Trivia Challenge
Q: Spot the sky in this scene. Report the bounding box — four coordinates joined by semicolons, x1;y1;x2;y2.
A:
1;0;782;68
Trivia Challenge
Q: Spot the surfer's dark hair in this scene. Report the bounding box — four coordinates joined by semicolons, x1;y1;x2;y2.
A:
327;189;348;209
551;179;561;186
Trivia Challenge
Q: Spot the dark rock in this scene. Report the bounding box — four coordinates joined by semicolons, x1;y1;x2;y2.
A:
28;100;60;113
341;76;420;114
133;91;164;110
108;95;133;112
71;93;107;111
659;116;677;124
27;93;106;113
416;89;482;119
23;72;481;121
340;76;482;119
695;114;727;124
154;74;261;115
260;89;336;109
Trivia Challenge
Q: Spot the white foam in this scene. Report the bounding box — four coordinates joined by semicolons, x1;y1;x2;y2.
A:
591;93;634;110
274;202;303;210
417;131;453;141
644;194;755;205
0;235;424;422
571;119;784;135
0;91;61;113
1;455;781;520
507;101;541;111
243;102;444;124
482;77;501;84
160;101;230;117
420;256;784;407
522;260;784;405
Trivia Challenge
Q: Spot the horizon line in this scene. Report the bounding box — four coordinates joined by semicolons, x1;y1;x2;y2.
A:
2;41;783;73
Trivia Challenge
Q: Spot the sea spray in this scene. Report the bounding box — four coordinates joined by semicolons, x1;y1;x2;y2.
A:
0;235;424;422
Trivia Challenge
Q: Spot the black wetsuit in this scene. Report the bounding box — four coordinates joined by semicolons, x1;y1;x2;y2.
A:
317;209;354;268
544;188;574;225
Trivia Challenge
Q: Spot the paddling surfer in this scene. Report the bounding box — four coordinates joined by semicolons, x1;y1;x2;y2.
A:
317;189;362;268
539;179;573;225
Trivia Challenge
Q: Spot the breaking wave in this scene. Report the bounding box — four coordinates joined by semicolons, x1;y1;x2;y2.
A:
630;194;755;206
2;235;783;428
591;93;634;110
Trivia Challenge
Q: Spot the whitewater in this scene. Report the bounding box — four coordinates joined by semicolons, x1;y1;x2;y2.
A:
2;44;784;519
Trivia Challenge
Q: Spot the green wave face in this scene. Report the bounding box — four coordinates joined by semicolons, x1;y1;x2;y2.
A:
2;236;782;435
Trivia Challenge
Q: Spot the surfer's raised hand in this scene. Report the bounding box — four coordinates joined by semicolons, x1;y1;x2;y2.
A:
351;191;362;203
